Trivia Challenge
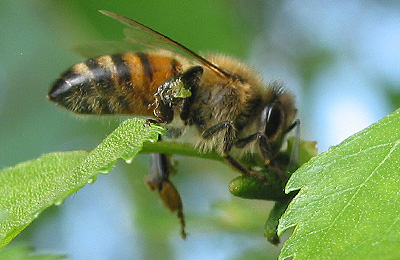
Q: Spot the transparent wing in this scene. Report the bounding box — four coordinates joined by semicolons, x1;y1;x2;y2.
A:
99;10;232;79
71;39;139;58
122;28;185;54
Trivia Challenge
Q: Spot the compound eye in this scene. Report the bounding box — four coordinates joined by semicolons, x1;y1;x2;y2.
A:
265;105;282;139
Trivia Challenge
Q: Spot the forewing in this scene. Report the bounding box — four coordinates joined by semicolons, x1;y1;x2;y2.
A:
71;39;138;58
99;10;231;79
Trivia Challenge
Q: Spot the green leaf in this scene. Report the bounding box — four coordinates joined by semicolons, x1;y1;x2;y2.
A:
0;243;65;260
0;151;88;248
0;118;163;248
278;108;400;260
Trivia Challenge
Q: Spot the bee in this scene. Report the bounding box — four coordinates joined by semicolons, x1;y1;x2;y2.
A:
48;10;298;239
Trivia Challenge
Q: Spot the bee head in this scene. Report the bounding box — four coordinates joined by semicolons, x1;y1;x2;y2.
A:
263;103;283;141
261;90;297;152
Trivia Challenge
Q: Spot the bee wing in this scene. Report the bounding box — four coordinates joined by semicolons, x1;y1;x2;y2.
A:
71;39;139;58
99;10;232;79
122;28;185;54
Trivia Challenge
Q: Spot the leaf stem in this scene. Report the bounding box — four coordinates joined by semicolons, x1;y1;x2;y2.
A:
140;141;223;162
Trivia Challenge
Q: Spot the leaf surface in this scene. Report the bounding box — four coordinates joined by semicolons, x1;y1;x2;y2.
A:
0;118;163;248
278;108;400;260
0;243;65;260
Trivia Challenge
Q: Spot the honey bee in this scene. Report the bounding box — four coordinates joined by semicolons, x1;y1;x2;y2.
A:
48;10;298;239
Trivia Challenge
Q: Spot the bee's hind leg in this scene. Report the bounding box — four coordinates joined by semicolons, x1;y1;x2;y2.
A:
146;137;186;238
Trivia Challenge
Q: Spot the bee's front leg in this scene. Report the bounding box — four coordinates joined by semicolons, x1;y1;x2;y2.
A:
235;132;272;165
202;121;268;183
235;133;290;182
150;66;203;125
145;139;186;238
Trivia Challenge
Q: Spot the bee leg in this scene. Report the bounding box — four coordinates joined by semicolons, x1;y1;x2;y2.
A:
223;153;269;183
286;118;299;133
287;119;301;169
145;100;174;125
201;122;230;138
144;100;173;125
146;141;186;238
202;122;268;183
235;132;290;182
180;67;203;122
235;132;273;165
151;66;203;126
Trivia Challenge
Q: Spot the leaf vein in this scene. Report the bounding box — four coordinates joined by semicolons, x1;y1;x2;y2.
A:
320;140;400;242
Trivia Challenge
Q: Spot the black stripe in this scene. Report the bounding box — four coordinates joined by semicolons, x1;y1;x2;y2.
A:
111;54;132;89
84;58;114;113
85;58;114;95
117;95;132;112
98;97;112;114
111;54;133;112
137;52;153;80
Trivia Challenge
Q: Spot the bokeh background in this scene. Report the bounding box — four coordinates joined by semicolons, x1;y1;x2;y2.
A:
1;0;399;259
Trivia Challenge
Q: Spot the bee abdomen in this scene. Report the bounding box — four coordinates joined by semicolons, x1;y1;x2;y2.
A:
48;52;182;116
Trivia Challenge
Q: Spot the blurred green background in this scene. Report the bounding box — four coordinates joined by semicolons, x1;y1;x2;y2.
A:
0;0;399;259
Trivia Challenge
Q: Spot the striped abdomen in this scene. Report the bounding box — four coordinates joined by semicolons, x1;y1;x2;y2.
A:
48;52;182;116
